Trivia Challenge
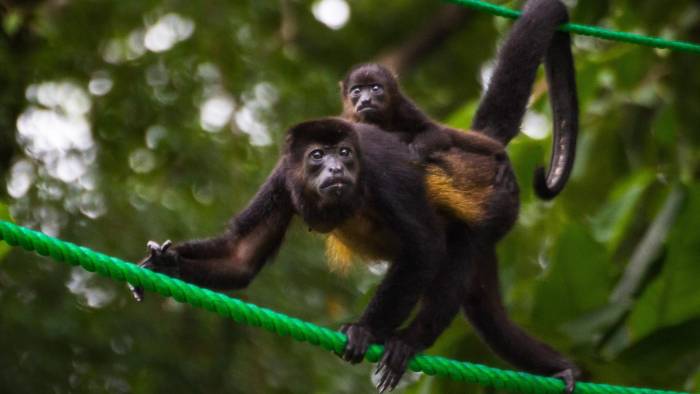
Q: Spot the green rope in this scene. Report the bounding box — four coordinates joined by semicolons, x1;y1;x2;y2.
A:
0;220;688;394
450;0;700;54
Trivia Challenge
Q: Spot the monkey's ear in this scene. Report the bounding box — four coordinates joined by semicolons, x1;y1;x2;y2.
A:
338;80;346;94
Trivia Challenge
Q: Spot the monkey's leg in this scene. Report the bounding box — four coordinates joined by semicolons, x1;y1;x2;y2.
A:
463;243;580;393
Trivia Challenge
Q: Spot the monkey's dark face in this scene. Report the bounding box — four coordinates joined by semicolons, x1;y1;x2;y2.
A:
303;140;359;205
341;64;400;125
347;82;388;121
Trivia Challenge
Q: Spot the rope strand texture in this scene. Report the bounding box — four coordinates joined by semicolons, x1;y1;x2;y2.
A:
0;220;688;394
450;0;700;54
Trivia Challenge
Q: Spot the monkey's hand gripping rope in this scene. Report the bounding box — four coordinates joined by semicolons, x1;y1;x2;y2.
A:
0;221;687;394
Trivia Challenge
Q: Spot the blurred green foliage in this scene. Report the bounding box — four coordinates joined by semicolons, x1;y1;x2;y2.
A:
0;203;10;260
1;0;700;393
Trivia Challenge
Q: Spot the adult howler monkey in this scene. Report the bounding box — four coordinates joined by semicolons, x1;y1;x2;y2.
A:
338;0;581;390
134;0;581;391
134;118;457;392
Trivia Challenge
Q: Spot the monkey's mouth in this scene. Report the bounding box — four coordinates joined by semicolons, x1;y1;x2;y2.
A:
357;104;377;113
320;178;352;196
320;178;351;189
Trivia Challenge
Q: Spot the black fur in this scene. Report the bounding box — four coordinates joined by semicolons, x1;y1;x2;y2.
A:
340;0;581;390
134;1;581;391
535;30;578;198
471;0;577;198
344;0;578;200
137;118;449;391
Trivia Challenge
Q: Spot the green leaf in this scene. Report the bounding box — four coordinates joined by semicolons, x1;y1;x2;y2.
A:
533;224;612;335
444;99;478;130
627;184;700;342
560;301;630;345
2;10;23;35
589;170;655;252
617;317;700;392
651;104;678;148
610;185;685;304
506;137;547;199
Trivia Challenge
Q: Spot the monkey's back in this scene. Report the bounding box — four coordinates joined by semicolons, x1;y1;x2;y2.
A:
425;148;519;240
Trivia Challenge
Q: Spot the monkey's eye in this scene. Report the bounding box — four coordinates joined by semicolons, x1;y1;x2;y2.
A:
339;147;352;157
350;87;361;96
309;149;324;160
371;84;383;93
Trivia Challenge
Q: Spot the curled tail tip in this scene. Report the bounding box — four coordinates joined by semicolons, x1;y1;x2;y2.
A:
533;166;559;200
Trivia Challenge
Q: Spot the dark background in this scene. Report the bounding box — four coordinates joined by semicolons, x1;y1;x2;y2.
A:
2;0;700;392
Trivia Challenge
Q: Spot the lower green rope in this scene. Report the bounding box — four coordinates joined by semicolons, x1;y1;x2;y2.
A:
450;0;700;54
0;220;687;394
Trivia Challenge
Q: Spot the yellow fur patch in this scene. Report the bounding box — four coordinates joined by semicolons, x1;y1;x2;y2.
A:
425;164;489;224
325;234;355;274
325;214;397;273
325;159;493;272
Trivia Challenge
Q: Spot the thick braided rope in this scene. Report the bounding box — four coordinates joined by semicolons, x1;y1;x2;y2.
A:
0;220;687;394
449;0;700;54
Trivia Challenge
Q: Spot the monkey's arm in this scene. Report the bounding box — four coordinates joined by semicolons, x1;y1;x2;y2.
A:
407;126;505;164
445;127;506;156
366;184;446;328
358;242;440;336
341;190;445;363
392;228;470;351
351;199;447;393
147;164;294;290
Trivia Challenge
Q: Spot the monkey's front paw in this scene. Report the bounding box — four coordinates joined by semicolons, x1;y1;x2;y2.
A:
375;336;416;393
128;240;179;302
143;240;179;275
552;368;578;394
339;323;377;364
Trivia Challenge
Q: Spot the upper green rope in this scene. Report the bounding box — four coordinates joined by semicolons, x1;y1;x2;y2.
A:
0;220;689;394
450;0;700;54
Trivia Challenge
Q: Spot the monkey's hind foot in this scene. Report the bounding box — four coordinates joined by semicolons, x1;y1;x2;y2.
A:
552;368;577;394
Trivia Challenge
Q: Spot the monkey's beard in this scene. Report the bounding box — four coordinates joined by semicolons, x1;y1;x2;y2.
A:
297;186;362;233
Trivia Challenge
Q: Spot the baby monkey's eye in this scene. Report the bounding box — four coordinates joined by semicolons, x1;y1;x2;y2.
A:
309;149;324;160
339;147;352;157
371;84;383;93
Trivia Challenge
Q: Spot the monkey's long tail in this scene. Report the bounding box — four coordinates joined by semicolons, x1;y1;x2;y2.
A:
533;29;578;200
471;0;578;200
